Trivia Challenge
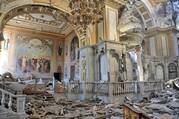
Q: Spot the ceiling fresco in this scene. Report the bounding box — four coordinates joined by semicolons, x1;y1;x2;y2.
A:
0;0;172;39
3;5;72;35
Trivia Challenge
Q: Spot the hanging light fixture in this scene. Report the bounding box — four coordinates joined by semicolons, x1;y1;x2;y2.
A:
66;0;105;30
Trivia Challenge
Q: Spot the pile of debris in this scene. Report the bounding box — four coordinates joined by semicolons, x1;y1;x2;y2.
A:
124;89;179;119
26;96;123;119
0;72;17;82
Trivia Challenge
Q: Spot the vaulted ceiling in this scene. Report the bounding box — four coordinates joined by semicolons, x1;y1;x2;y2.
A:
3;4;72;36
0;0;168;37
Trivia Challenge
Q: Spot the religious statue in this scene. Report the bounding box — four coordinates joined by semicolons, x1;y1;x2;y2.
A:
58;43;63;56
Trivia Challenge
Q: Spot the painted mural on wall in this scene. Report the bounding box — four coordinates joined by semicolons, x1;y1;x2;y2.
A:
15;35;53;74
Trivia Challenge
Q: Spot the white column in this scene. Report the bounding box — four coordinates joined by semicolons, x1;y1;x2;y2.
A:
52;77;55;91
136;46;144;81
107;50;113;101
8;95;12;110
16;96;26;114
106;50;110;82
1;91;5;107
136;46;144;95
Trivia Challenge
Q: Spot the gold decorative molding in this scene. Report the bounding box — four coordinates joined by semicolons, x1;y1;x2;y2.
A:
32;0;70;13
144;27;178;37
4;25;66;39
149;0;167;6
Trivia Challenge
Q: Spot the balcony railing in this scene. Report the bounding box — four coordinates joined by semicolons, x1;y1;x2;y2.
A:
143;81;163;92
0;83;26;115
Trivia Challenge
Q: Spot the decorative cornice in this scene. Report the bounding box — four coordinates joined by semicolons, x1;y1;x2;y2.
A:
144;26;179;37
105;0;124;9
5;25;66;38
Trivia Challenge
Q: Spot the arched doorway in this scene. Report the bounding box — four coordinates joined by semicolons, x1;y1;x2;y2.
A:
168;63;177;79
109;50;123;82
155;64;164;80
111;55;119;82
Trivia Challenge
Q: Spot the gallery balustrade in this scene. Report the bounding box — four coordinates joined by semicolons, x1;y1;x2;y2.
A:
0;83;26;116
67;81;164;96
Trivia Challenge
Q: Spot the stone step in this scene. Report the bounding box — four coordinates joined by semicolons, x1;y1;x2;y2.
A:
0;107;18;119
0;113;18;119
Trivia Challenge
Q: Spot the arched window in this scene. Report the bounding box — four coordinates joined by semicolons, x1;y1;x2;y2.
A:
156;64;164;80
168;63;177;79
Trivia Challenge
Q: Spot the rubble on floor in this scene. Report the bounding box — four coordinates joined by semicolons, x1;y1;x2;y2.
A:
26;96;123;119
2;72;179;119
124;89;179;119
23;84;46;95
1;72;17;82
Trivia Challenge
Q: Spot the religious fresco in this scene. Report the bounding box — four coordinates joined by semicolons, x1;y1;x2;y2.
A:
15;35;53;74
17;56;51;74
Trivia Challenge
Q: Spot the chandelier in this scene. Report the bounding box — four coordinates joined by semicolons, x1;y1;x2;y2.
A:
67;0;105;30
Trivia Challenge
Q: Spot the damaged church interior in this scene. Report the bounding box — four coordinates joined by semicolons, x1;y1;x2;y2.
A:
0;0;179;119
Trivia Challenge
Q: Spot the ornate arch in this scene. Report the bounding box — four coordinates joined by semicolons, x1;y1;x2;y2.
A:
138;0;156;28
0;0;87;42
118;0;156;34
1;4;67;28
109;49;124;82
0;0;158;43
